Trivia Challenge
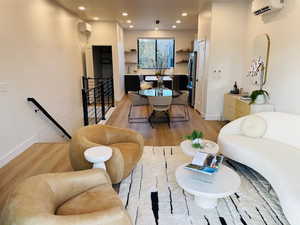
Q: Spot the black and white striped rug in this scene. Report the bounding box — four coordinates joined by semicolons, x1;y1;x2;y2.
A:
119;146;290;225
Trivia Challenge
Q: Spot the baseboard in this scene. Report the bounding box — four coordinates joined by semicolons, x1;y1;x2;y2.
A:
98;107;116;125
0;135;38;168
203;113;222;121
194;109;206;119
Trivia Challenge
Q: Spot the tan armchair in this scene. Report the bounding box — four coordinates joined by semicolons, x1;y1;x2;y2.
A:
0;169;132;225
69;125;144;184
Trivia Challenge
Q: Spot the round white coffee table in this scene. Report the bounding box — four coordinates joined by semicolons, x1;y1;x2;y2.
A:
84;146;112;170
180;140;219;157
175;163;241;209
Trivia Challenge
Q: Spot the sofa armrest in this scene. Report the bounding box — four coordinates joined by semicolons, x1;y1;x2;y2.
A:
18;207;132;225
219;116;246;137
45;169;111;205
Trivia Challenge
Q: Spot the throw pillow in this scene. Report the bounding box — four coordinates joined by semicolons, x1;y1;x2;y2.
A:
240;115;267;138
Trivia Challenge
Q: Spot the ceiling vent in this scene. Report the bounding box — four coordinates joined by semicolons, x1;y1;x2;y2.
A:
252;0;284;16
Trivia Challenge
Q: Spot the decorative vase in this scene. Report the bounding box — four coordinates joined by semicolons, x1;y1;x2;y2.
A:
255;94;266;104
157;76;164;89
192;138;204;148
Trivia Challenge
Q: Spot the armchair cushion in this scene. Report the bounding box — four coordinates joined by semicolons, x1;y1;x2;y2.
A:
1;169;132;225
70;125;144;184
56;184;123;215
109;143;140;178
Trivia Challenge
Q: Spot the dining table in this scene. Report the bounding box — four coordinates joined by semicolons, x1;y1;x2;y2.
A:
138;88;182;126
138;88;181;97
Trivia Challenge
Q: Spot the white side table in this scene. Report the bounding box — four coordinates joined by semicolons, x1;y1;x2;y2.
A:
84;146;112;170
176;164;241;209
180;140;219;157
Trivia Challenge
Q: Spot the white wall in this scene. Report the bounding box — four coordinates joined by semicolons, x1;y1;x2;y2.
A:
243;0;300;114
117;24;126;97
197;0;249;120
124;30;197;74
0;0;84;166
87;22;125;101
197;3;212;115
199;0;300;119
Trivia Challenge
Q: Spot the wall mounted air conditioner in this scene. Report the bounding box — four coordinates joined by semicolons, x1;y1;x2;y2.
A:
79;22;92;33
252;0;284;16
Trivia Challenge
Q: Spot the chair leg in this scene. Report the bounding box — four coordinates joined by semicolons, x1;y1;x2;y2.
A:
128;104;133;122
149;111;154;128
185;104;190;121
167;111;171;128
146;105;150;117
128;104;149;123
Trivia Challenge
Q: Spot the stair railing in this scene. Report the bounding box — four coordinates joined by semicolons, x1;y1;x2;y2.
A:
27;97;72;139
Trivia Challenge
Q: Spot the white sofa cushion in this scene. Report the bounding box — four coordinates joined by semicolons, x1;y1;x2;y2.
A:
240;115;267;138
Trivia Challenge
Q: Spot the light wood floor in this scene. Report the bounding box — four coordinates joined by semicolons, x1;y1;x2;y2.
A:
0;143;71;214
107;96;226;145
0;96;225;213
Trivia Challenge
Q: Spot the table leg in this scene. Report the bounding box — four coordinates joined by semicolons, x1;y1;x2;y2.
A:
93;161;106;170
194;195;218;209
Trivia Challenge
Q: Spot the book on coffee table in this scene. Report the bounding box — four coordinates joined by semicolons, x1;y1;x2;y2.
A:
184;152;224;175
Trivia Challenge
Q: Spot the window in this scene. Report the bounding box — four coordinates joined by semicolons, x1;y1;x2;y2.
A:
138;38;175;69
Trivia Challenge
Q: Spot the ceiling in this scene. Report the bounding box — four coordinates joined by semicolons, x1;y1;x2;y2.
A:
55;0;209;30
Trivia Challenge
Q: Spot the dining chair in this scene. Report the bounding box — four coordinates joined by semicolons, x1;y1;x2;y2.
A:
128;91;149;123
171;91;190;121
148;96;173;128
140;81;153;90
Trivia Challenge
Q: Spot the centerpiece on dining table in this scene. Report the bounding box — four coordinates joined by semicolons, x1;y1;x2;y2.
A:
154;64;166;89
152;55;172;89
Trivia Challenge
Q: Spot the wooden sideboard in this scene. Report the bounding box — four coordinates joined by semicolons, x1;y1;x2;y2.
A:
223;93;275;121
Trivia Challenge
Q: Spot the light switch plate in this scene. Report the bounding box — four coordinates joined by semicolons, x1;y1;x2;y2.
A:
0;82;8;93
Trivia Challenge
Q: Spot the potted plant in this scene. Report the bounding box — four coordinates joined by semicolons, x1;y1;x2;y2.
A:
249;89;269;104
247;56;270;105
184;130;204;148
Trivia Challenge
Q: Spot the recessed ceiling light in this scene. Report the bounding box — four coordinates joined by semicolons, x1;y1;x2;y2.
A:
172;25;176;29
129;25;134;28
176;20;181;24
122;12;128;16
126;20;132;24
93;17;99;21
155;27;159;31
78;6;86;11
181;12;188;17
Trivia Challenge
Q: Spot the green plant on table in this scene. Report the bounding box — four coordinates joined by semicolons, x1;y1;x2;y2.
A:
184;130;204;148
249;89;269;104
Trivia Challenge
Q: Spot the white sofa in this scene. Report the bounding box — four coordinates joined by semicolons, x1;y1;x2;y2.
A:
218;112;300;225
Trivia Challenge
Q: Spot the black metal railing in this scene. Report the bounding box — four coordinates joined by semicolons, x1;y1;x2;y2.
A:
27;97;72;139
82;76;114;126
